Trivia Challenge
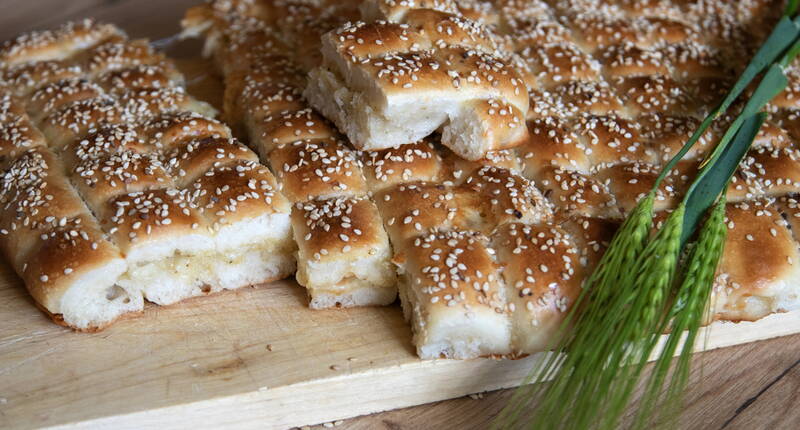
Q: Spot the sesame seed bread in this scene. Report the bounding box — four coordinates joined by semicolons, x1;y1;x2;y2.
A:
183;0;800;358
306;17;530;159
299;1;529;157
359;0;460;23
292;197;396;308
0;145;138;330
399;230;512;359
268;137;369;202
0;20;123;66
0;20;296;329
491;222;581;354
183;4;399;308
361;139;443;192
713;199;800;322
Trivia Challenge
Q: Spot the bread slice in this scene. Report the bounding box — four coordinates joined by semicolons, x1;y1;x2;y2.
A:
305;13;529;159
292;197;396;308
396;230;511;359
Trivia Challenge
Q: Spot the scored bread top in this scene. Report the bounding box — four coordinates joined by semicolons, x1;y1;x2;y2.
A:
183;0;800;331
0;19;295;329
309;13;530;157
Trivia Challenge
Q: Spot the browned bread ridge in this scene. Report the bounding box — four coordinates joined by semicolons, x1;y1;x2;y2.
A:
182;0;800;359
0;20;296;330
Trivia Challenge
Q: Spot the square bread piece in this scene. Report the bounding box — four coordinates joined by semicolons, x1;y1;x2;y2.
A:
711;199;800;322
397;230;511;359
187;161;295;290
492;222;581;354
105;189;218;305
20;214;138;331
304;17;529;160
292;197;397;308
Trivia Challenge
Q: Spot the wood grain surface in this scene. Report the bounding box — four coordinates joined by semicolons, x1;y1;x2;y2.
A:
1;1;799;429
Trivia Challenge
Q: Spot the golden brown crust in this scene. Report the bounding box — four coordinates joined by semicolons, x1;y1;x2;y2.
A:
505;17;573;49
598;42;669;77
141;112;231;150
101;188;206;254
1;20;295;330
535;166;620;219
0;94;46;162
461;165;552;226
28;78;105;121
79;39;164;75
164;137;258;185
552;80;623;116
21;214;123;312
0;19;122;66
0;60;84;96
41;96;125;149
574;114;651;167
522;42;602;87
560;215;619;273
659;41;726;80
404;229;506;316
183;0;800;344
519;117;591;176
612;75;693;114
360;0;460;22
186;160;290;227
60;123;151;166
403;8;499;52
0;148;90;267
307;7;530;157
568;12;639;51
597;161;685;213
639;113;714;163
269;138;368;202
254;108;335;155
292;197;388;263
96;63;182;92
362;140;444;191
492;222;581;352
73;149;172;210
714;199;800;322
439;146;521;183
375;182;467;244
735;146;800;199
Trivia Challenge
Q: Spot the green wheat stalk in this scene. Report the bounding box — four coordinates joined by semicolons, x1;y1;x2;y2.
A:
495;5;800;429
633;196;728;429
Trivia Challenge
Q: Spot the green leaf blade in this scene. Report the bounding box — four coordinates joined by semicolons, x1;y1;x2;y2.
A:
681;113;767;245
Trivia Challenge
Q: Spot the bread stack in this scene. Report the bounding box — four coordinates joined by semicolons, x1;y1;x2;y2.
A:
0;20;295;331
3;0;798;359
182;0;800;359
183;3;400;309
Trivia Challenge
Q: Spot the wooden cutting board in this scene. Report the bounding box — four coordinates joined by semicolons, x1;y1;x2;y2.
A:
3;55;800;430
2;254;800;429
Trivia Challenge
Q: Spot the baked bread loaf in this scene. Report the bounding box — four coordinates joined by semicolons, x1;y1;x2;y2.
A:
183;4;399;309
0;20;295;330
304;5;530;160
184;0;800;358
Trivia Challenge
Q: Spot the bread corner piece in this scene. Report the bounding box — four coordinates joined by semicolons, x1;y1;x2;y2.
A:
21;216;140;331
292;196;397;308
0;149;142;331
711;198;800;322
397;230;511;359
491;222;581;354
304;18;528;161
